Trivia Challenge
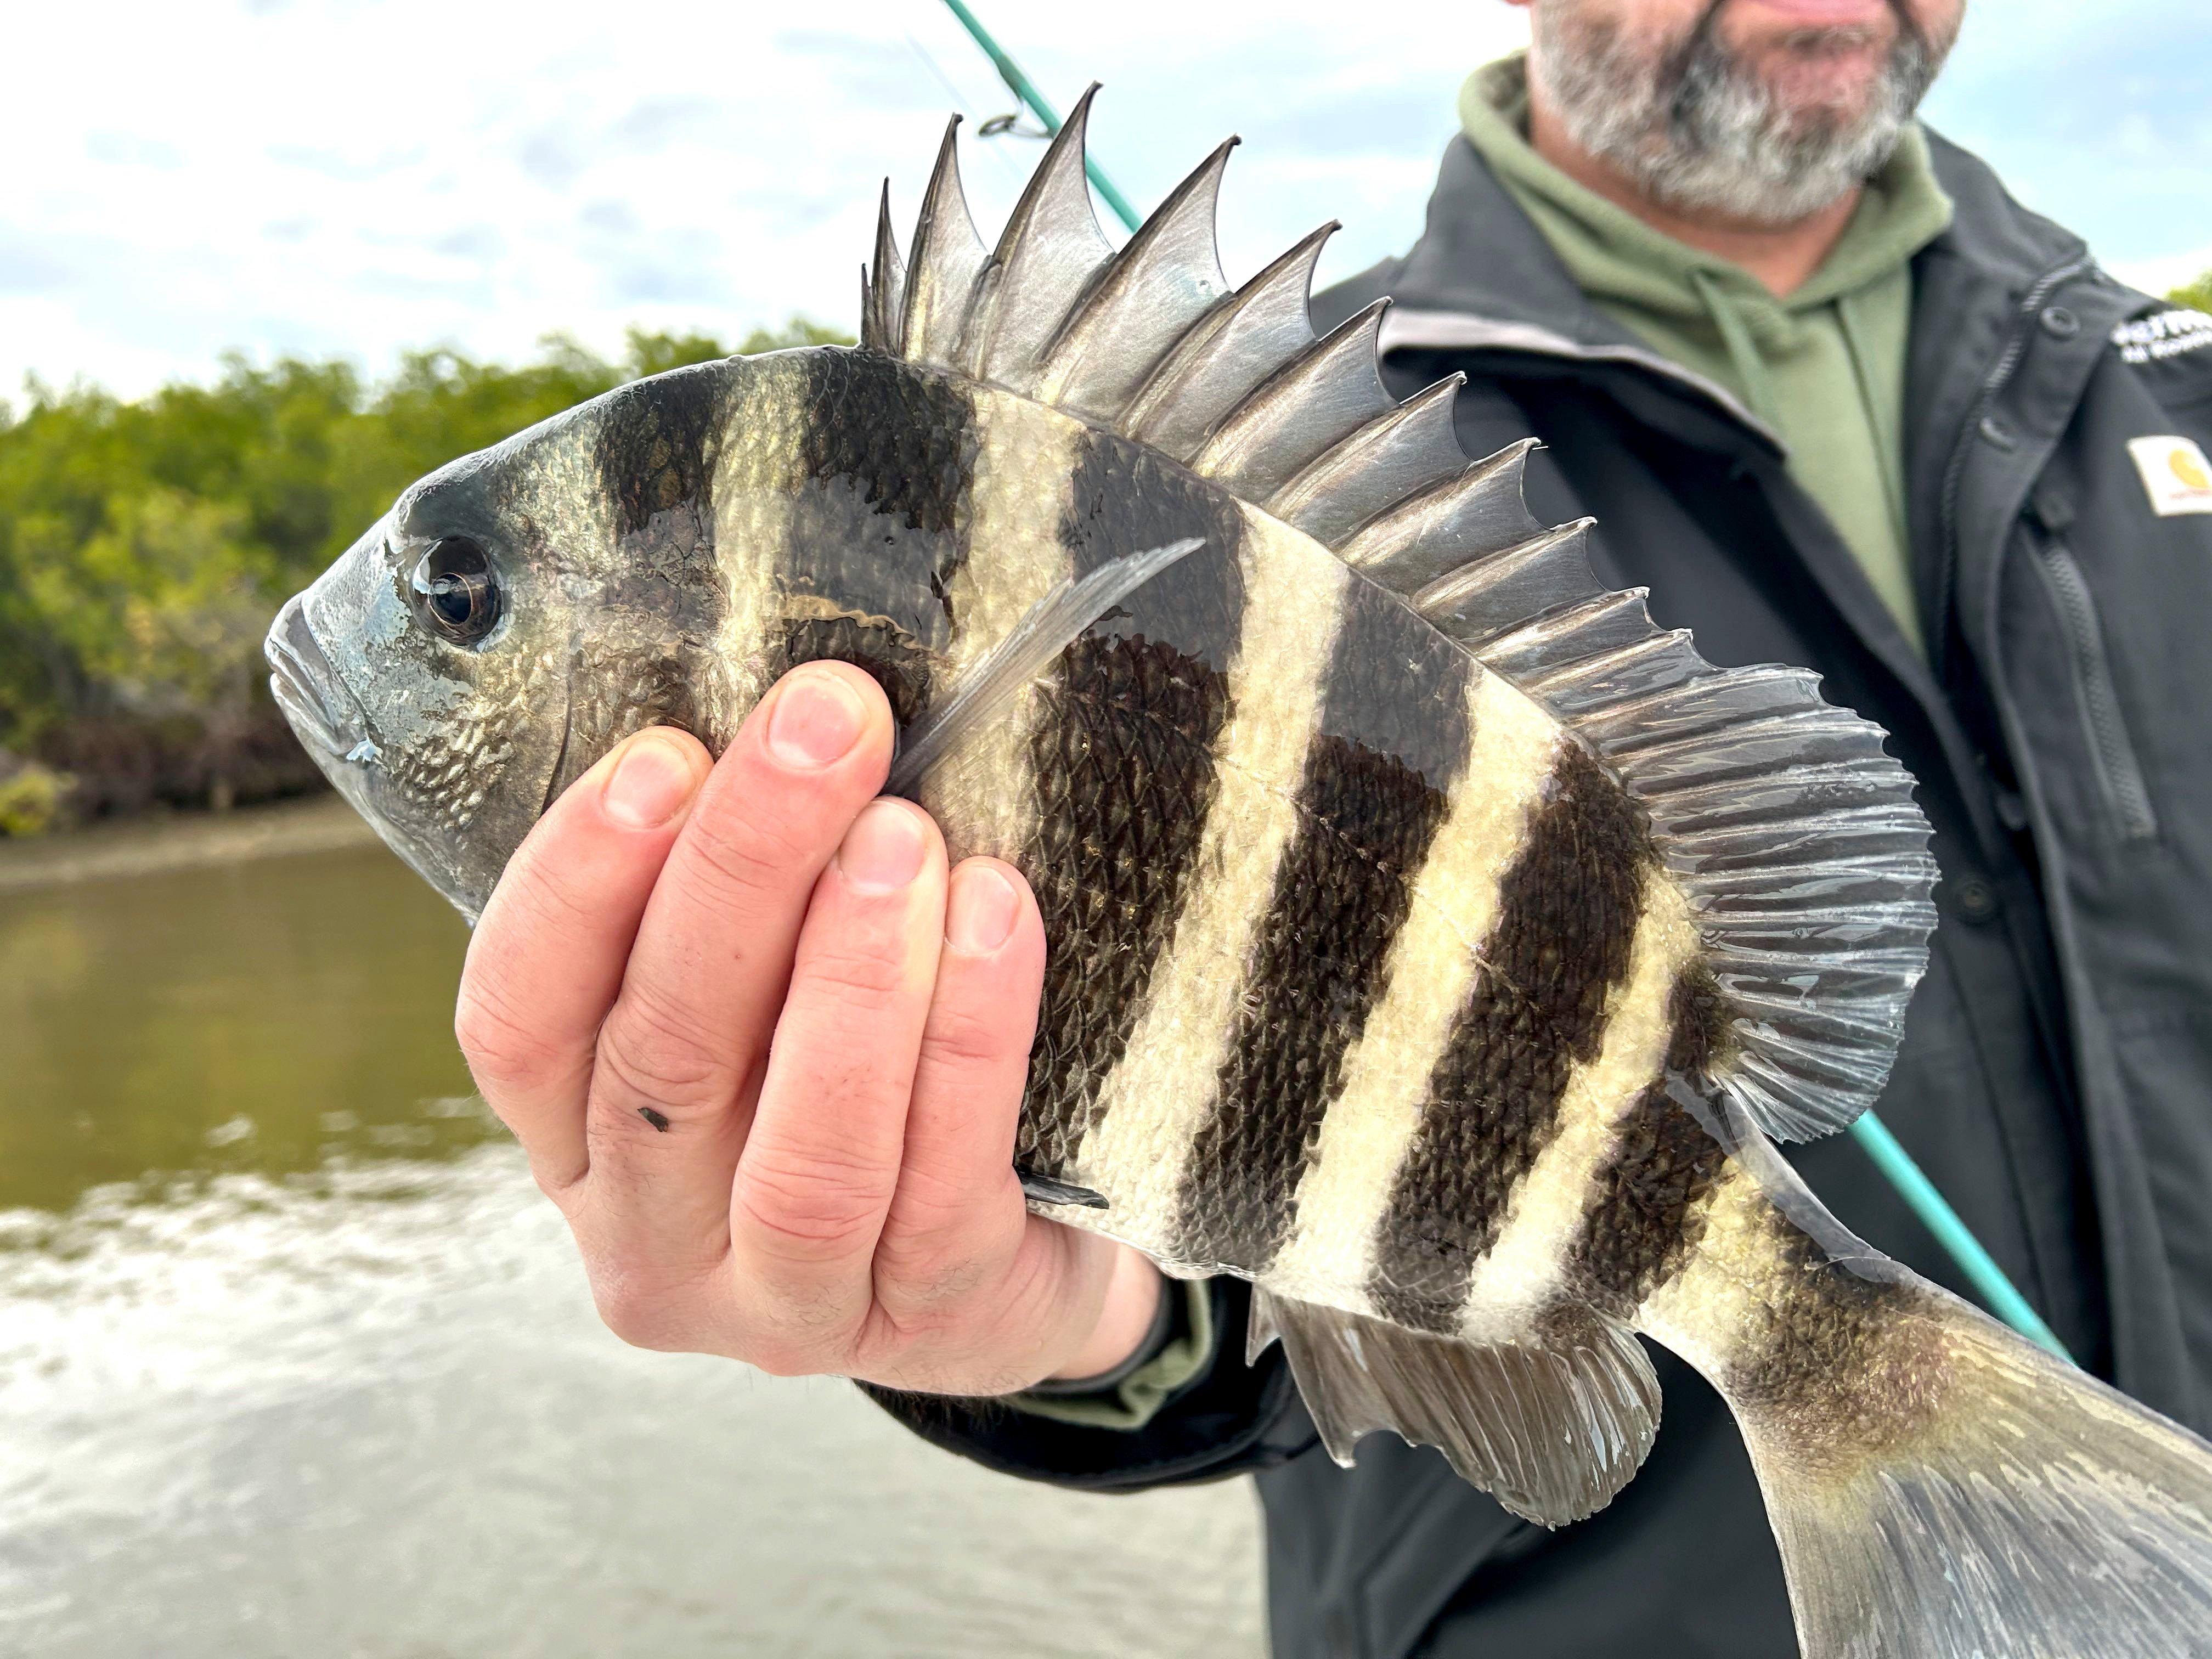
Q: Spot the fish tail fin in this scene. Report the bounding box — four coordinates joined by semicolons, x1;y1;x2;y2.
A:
1729;1280;2212;1657
1650;1114;2212;1657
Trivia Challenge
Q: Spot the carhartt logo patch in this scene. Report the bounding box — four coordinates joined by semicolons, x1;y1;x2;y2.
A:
2129;436;2212;516
2113;309;2212;365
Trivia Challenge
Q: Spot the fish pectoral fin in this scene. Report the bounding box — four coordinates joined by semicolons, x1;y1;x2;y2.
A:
884;537;1205;798
1016;1169;1108;1210
1250;1289;1660;1528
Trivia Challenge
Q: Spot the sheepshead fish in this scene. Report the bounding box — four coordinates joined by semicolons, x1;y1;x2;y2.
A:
266;94;2212;1657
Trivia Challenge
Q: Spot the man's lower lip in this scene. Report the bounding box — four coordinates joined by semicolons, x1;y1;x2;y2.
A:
1727;0;1893;25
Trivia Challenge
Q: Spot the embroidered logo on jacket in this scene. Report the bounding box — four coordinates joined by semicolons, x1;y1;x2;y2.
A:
2128;436;2212;516
2113;309;2212;365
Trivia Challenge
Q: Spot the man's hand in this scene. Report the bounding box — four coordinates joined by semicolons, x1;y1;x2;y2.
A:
455;662;1164;1395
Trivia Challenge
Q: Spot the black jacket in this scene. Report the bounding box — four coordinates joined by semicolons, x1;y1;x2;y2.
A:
873;130;2212;1657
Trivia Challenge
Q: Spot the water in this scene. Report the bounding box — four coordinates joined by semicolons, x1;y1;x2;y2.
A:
0;816;1264;1657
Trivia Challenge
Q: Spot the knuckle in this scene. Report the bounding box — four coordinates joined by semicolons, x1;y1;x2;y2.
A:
736;1147;894;1259
595;993;745;1108
739;1330;844;1379
916;1002;1013;1076
591;1279;684;1352
797;935;914;1011
454;976;557;1093
680;800;817;914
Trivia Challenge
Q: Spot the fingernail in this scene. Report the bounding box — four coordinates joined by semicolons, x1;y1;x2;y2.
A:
946;864;1018;953
767;668;867;769
837;799;928;894
603;731;702;829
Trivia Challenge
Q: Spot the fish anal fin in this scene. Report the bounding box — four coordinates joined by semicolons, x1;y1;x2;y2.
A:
1251;1289;1660;1527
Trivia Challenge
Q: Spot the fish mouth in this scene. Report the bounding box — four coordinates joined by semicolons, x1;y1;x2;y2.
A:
264;595;377;765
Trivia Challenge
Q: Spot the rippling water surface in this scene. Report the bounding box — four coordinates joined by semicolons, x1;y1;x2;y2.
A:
0;821;1262;1657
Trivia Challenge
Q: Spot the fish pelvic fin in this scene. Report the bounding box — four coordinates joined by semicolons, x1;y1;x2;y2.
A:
1249;1288;1659;1527
1637;1104;2212;1657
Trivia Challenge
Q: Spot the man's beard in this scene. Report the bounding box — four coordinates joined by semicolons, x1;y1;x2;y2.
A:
1530;1;1950;224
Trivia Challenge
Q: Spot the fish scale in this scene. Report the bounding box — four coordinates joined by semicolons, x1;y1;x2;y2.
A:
267;92;2212;1659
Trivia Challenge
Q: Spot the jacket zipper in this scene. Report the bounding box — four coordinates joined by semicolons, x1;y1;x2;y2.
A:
1931;256;2097;672
2023;521;2159;842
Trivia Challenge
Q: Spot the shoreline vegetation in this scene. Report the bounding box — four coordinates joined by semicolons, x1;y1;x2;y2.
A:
0;318;848;837
6;275;2208;843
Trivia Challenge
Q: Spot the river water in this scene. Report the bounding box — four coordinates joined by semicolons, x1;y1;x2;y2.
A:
0;815;1264;1657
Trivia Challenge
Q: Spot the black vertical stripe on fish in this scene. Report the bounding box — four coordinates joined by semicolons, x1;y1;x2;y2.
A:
1173;579;1474;1272
795;348;973;541
766;352;980;720
567;368;727;760
1016;433;1246;1181
1369;744;1652;1334
1569;967;1739;1319
595;362;723;539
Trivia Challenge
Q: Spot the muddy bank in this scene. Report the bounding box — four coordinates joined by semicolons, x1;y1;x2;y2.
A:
0;793;375;894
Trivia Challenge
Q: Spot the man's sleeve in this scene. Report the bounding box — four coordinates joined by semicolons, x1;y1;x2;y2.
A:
857;1278;1314;1493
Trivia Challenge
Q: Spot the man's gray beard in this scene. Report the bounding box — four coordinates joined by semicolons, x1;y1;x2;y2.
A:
1531;2;1944;225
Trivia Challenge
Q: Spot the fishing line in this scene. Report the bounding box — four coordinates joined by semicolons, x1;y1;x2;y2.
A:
927;0;2070;1363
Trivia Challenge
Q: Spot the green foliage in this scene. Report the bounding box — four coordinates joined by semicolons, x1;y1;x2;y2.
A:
0;758;71;837
0;320;851;822
2171;271;2212;313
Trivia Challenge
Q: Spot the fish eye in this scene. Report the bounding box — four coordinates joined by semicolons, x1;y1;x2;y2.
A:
409;538;501;645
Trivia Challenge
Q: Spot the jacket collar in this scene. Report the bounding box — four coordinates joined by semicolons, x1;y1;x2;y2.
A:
1375;134;1782;445
1373;125;2107;453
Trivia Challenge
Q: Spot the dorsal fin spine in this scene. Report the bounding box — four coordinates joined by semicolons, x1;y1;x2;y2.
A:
1032;137;1238;423
901;115;988;369
1267;371;1469;544
864;181;906;357
1119;222;1335;459
962;84;1115;388
1191;297;1395;500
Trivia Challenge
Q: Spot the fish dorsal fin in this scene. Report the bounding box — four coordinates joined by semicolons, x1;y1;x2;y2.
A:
1268;372;1468;545
861;182;906;356
898;116;989;370
1190;298;1397;501
1031;138;1237;423
1122;222;1335;460
1384;484;1937;1140
961;86;1116;391
865;98;1937;1144
1341;439;1545;594
1249;1289;1660;1527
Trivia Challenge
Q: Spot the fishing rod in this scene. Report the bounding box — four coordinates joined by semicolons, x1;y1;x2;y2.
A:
930;0;2071;1363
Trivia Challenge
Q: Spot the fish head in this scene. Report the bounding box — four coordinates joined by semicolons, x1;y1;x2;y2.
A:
264;387;666;921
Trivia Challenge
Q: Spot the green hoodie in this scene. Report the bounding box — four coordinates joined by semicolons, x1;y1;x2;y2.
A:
1460;54;1954;652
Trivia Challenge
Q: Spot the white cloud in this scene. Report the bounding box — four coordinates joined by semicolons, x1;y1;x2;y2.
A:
0;0;1523;399
4;1;2205;402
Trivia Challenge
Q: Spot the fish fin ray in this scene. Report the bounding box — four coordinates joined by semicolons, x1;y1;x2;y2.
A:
884;537;1206;797
862;180;906;356
1336;438;1547;591
1031;138;1237;422
899;115;988;369
1266;373;1469;546
1403;507;1933;1142
961;85;1116;390
1189;299;1398;501
1121;222;1333;460
1254;1289;1660;1527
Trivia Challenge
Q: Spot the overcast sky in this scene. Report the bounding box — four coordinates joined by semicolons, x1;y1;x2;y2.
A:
5;0;2208;402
